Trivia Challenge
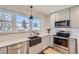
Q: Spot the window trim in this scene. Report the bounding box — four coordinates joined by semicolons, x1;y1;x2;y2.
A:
15;14;30;32
0;9;42;34
32;17;42;32
0;12;13;32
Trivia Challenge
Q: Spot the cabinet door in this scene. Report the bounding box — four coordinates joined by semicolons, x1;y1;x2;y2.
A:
0;47;7;54
8;44;19;54
42;35;49;50
56;9;69;21
69;39;76;54
19;42;27;54
50;13;56;27
49;35;54;47
70;6;79;28
76;38;79;54
8;42;27;54
29;43;42;54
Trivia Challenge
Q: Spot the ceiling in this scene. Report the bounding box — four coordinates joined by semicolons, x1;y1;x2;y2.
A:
0;5;74;15
33;5;74;15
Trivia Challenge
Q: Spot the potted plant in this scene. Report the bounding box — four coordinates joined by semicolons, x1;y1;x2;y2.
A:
47;28;51;33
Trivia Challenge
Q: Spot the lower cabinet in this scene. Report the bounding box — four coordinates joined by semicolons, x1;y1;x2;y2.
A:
29;43;42;54
49;35;54;47
0;35;52;54
0;47;7;54
8;42;27;54
69;39;76;54
42;35;50;50
29;35;50;54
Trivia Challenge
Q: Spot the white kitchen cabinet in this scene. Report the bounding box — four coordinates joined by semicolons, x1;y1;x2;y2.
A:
8;41;27;54
0;47;7;54
50;13;56;27
69;36;78;54
69;38;77;54
42;35;50;50
72;36;79;54
49;35;54;47
70;6;79;28
29;43;42;54
77;39;79;54
29;35;50;54
55;9;69;21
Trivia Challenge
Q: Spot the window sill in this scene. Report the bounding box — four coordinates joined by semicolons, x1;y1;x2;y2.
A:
0;31;29;36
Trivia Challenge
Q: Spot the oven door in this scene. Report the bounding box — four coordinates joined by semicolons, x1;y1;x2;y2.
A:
53;37;69;53
54;37;68;47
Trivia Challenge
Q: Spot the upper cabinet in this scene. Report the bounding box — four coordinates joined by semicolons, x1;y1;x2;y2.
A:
50;9;70;28
70;6;79;28
50;6;79;28
50;13;56;27
55;9;70;21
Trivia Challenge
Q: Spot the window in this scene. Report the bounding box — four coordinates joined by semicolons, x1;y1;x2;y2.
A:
32;17;41;31
0;12;12;32
16;15;29;32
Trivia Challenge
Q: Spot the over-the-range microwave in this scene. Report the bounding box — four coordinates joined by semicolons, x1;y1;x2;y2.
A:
55;20;70;28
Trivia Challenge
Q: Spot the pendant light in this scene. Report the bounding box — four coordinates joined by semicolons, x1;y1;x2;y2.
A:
29;6;33;37
29;6;33;19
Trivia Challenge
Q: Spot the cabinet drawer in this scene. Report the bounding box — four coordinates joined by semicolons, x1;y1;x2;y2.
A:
29;43;42;54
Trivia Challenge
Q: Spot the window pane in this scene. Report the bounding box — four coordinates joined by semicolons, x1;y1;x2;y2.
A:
2;22;12;32
16;15;29;32
16;23;24;31
0;12;12;32
32;17;41;31
0;21;2;32
0;12;12;21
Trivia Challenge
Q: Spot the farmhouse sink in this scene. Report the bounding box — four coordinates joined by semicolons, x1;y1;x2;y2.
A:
28;36;41;47
28;36;40;40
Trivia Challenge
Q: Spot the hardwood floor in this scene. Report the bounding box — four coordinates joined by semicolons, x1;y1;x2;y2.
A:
39;47;61;54
43;48;61;54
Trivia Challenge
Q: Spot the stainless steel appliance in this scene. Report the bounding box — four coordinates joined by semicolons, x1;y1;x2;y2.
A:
53;31;69;53
55;20;70;27
54;32;70;48
53;31;77;54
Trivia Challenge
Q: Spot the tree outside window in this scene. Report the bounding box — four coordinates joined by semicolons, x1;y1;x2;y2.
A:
32;17;41;31
22;19;27;31
16;15;29;32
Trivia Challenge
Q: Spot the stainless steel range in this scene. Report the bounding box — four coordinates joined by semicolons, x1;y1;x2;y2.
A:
53;31;77;54
54;31;70;47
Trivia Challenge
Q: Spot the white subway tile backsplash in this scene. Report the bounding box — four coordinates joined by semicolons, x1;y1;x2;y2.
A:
70;28;79;36
51;28;79;36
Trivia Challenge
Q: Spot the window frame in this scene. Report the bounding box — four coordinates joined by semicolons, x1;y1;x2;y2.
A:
16;14;30;32
32;16;42;32
0;9;42;34
0;11;13;33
